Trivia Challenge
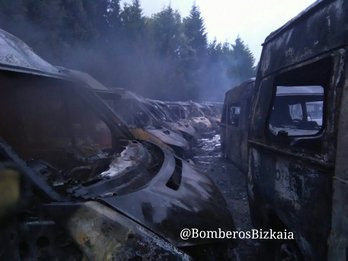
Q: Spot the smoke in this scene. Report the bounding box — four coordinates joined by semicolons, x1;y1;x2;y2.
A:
0;3;255;103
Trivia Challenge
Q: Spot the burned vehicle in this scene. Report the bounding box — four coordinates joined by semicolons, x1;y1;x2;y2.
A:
202;102;223;128
166;101;189;121
221;79;255;172
186;102;213;134
0;29;236;259
269;86;324;136
147;99;197;142
245;0;348;259
167;101;213;134
62;76;191;157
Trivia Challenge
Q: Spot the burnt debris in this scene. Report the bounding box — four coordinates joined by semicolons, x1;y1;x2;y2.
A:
0;28;232;260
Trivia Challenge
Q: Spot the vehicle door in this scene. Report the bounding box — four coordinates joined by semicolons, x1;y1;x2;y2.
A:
248;53;343;259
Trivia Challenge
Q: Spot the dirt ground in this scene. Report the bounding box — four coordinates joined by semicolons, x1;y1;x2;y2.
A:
192;133;260;260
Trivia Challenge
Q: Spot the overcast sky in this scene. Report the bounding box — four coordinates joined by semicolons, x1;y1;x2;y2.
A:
121;0;317;62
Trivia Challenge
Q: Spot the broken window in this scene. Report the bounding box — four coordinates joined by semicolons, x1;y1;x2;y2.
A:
66;93;112;155
228;105;240;127
0;74;112;167
269;86;324;136
268;57;331;138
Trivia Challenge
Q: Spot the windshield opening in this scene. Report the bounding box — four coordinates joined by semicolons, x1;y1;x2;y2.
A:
100;94;155;127
0;74;113;168
269;85;324;137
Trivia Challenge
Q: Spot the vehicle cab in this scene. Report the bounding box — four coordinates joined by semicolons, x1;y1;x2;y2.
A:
247;0;348;259
0;29;235;259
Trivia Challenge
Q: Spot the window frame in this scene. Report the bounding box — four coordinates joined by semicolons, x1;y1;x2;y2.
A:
227;103;241;127
268;86;325;137
265;57;333;143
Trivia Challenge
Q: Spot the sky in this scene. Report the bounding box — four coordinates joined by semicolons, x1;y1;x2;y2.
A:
120;0;317;62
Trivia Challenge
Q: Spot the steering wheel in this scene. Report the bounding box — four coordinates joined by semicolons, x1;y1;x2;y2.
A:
292;119;302;125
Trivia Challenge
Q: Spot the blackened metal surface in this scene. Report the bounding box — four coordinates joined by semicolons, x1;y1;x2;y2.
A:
329;178;348;260
145;127;189;148
328;51;348;259
45;202;191;260
18;220;83;260
248;147;332;259
0;29;234;259
0;29;60;75
260;0;347;77
71;141;154;198
245;3;348;260
74;146;235;247
0;139;63;202
89;86;192;150
221;79;255;173
247;1;348;259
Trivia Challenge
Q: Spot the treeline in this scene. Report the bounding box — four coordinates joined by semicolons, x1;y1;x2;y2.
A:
0;0;255;101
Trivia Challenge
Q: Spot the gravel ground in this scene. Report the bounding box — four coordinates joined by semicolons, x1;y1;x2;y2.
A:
191;133;260;260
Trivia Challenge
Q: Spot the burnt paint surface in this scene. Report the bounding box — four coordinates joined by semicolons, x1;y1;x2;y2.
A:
145;127;189;149
328;51;348;260
0;29;233;259
247;1;348;259
221;79;255;173
261;0;348;78
249;146;332;259
45;201;191;260
73;145;235;247
248;59;339;259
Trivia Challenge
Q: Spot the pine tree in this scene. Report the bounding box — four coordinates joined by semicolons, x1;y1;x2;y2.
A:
107;0;121;35
120;0;145;42
150;6;182;58
230;36;256;81
183;5;207;57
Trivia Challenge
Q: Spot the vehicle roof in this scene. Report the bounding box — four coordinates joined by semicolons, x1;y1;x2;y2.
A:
259;0;347;77
263;0;324;44
0;29;64;78
109;88;145;102
59;70;145;102
225;78;255;104
59;68;109;91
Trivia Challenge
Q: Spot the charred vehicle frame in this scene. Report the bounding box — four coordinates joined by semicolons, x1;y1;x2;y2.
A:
0;29;236;260
221;79;255;173
220;0;348;259
60;70;191;158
